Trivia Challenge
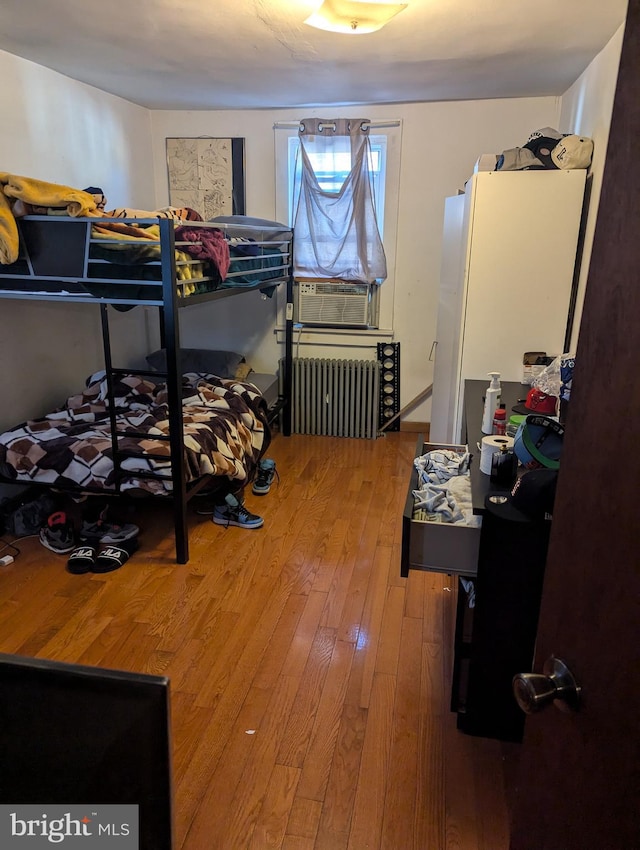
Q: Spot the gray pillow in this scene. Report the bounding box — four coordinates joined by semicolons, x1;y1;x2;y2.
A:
146;348;246;379
210;215;292;245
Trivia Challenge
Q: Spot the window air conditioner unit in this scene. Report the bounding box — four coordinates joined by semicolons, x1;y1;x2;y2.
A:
295;281;371;328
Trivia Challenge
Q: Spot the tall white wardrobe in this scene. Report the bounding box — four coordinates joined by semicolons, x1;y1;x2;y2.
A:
430;169;587;443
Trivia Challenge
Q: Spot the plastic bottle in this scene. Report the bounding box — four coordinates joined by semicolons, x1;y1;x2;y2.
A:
481;371;502;434
492;404;506;436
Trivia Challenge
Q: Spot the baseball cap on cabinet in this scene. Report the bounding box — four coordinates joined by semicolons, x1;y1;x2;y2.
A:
524;137;560;169
550;135;594;170
496;147;545;171
525;127;564;145
512;387;558;416
524;128;565;169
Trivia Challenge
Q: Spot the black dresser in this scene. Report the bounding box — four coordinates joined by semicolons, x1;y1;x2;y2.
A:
402;380;552;741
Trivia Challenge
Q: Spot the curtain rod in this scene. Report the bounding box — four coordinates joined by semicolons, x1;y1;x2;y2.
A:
273;120;400;130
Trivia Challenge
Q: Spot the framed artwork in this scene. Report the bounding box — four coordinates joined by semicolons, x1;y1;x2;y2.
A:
166;137;246;219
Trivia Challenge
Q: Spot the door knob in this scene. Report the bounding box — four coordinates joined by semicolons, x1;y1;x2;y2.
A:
513;656;581;714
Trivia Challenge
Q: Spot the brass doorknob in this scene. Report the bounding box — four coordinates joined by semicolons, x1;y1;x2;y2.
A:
513;656;581;714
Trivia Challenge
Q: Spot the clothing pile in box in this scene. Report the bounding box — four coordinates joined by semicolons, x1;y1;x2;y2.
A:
412;448;480;527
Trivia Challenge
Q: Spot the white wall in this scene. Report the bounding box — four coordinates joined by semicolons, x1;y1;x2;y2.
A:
558;24;625;353
150;97;561;418
0;51;156;435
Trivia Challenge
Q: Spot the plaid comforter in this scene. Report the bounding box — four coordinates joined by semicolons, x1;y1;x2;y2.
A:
0;372;270;495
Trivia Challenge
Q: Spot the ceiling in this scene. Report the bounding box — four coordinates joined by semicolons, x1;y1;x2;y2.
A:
0;0;628;111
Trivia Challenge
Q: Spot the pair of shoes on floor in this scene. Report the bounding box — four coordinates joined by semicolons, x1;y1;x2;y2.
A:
39;510;140;555
252;458;279;496
67;537;139;575
212;493;264;529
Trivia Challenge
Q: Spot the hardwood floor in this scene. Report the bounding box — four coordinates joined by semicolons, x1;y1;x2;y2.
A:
0;432;511;849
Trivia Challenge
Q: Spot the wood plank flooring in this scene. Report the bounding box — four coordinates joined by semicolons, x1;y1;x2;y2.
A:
0;432;511;849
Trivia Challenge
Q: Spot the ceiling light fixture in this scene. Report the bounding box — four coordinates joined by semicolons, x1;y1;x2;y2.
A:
304;0;408;34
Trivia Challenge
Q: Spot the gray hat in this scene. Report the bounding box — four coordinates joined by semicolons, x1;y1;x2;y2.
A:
496;147;545;171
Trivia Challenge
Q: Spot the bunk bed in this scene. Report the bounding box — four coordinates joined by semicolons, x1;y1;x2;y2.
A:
0;214;294;564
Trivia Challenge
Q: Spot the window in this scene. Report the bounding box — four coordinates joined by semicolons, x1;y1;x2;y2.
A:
287;135;388;237
275;120;401;335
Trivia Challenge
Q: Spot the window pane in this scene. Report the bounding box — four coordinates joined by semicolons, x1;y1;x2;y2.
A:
288;135;387;235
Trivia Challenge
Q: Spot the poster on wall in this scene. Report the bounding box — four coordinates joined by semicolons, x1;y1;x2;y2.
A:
165;137;245;219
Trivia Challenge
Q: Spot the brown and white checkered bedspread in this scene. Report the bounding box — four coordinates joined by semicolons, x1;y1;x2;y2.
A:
0;372;270;495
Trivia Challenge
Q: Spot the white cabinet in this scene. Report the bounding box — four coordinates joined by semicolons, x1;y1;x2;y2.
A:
430;169;586;443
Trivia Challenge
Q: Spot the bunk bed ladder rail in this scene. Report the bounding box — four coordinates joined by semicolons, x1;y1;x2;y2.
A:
98;219;190;564
99;303;125;496
158;218;189;563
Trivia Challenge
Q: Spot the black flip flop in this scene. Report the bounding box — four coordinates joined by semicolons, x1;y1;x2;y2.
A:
67;545;97;575
93;540;138;574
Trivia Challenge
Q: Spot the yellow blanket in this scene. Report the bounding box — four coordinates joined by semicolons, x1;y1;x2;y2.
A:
0;173;98;264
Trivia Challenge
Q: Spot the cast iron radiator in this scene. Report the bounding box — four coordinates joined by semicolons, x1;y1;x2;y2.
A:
287;357;381;439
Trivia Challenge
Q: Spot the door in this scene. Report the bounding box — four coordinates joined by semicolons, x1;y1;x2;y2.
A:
509;5;640;849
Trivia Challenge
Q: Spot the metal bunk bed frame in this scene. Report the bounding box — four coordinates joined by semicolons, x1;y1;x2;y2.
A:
0;216;294;564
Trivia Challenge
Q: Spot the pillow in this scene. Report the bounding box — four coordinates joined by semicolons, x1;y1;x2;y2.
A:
146;348;247;379
210;215;292;245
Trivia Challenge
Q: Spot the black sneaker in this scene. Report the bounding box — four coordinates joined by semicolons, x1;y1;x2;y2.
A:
252;458;278;496
39;511;76;554
212;494;263;529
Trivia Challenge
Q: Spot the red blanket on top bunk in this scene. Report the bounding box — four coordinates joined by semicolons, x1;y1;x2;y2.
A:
0;372;270;496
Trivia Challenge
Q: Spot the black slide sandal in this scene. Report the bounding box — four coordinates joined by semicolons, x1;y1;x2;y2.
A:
93;540;138;574
67;545;97;575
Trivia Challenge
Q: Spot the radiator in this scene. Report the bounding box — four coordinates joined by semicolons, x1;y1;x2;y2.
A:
290;357;381;439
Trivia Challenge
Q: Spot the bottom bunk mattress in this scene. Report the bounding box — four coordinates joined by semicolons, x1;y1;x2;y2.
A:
0;372;271;496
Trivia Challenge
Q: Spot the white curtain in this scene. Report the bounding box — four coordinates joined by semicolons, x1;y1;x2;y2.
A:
292;118;387;283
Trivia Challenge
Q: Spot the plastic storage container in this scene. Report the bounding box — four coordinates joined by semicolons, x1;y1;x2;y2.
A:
507;414;526;438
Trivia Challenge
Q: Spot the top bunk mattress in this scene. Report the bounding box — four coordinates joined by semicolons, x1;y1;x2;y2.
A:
0;215;292;305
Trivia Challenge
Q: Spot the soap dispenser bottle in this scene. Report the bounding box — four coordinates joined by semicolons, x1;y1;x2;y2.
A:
481;371;502;434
